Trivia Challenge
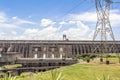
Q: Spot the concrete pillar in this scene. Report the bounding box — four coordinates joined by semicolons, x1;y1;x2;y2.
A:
51;48;54;52
76;45;79;55
43;47;46;51
83;45;86;54
18;45;21;53
89;45;92;53
52;54;54;59
25;46;28;58
7;46;11;52
34;54;38;59
43;54;46;59
0;48;2;52
72;45;75;55
14;45;16;52
80;45;82;54
78;45;79;55
0;54;2;57
86;45;89;53
60;53;62;59
59;47;63;58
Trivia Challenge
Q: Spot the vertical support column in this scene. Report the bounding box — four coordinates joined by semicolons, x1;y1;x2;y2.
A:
34;54;38;59
89;45;91;53
52;54;54;59
14;44;17;52
51;48;55;59
43;46;47;59
72;45;74;56
59;47;63;59
76;45;79;56
80;45;82;54
60;53;62;59
72;45;74;55
25;44;28;58
25;46;28;58
22;45;25;58
43;54;46;59
18;44;21;53
78;45;80;55
86;45;89;54
0;53;2;57
0;47;2;58
82;45;84;54
84;45;87;54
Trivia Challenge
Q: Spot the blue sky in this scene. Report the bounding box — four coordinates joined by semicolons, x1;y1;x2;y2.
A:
0;0;93;17
0;0;120;40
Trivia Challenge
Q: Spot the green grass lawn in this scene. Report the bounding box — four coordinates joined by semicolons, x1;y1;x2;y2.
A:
0;64;22;69
0;57;120;80
17;63;120;80
90;57;120;64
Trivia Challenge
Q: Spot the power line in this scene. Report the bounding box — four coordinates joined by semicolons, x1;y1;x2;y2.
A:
55;0;95;22
61;0;86;16
112;1;120;9
55;0;87;21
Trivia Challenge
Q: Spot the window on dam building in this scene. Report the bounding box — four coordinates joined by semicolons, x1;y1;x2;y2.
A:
48;47;58;52
59;47;63;52
33;47;42;52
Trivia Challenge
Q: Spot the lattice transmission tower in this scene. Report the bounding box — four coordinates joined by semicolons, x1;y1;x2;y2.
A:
93;0;114;41
93;0;120;63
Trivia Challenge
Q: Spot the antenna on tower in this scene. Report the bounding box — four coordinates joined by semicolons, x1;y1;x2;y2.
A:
93;0;120;63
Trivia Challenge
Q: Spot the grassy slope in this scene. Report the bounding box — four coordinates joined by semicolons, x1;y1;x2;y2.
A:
60;64;120;80
91;58;120;64
21;63;120;80
2;64;22;69
0;57;120;80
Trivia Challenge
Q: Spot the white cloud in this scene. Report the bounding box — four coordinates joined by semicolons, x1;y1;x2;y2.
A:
12;16;36;25
12;20;89;40
0;31;7;40
0;17;91;40
0;13;36;29
12;16;18;20
0;31;6;35
0;12;7;23
40;18;56;27
11;31;17;35
0;10;120;40
63;21;90;40
69;12;97;22
110;12;120;26
59;21;67;25
24;28;39;35
22;26;58;40
18;19;36;25
68;21;76;24
0;23;17;28
0;12;38;40
69;10;120;27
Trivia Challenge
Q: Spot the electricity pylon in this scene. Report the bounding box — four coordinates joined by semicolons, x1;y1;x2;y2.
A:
93;0;120;63
93;0;114;41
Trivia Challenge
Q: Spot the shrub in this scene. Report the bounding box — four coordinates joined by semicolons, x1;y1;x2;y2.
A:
1;74;18;80
78;54;97;61
50;70;63;80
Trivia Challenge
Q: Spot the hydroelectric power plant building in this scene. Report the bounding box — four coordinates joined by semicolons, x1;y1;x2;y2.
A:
0;39;120;67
